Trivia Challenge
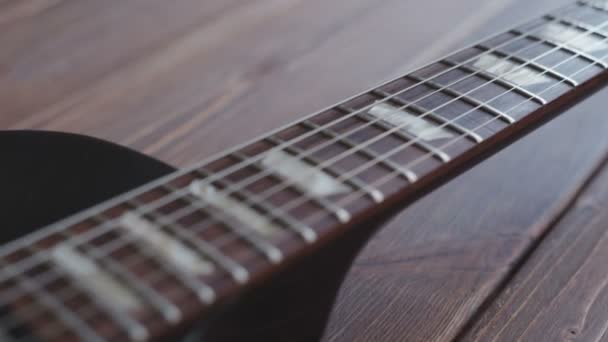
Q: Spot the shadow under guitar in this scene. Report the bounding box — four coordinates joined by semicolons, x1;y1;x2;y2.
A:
0;130;379;341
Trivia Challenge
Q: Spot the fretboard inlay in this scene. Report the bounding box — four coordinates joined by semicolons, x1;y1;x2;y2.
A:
189;181;282;237
120;212;215;276
260;150;351;197
540;21;608;54
367;102;456;141
473;53;554;87
3;1;608;341
50;244;143;312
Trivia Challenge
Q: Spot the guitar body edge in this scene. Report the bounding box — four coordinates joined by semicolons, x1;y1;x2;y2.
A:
0;130;176;244
0;130;369;342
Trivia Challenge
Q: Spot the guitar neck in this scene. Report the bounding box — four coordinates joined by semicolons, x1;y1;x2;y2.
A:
3;1;608;340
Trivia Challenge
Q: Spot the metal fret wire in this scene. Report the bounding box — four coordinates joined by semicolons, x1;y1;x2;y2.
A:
45;5;600;251
165;2;608;239
7;8;608;342
0;231;200;341
124;199;251;282
0;0;600;302
0;1;586;262
0;186;194;286
263;136;386;202
156;8;608;233
176;6;605;195
1;279;115;342
0;0;600;310
18;246;148;341
3;0;604;310
476;45;580;86
0;207;232;340
0;241;155;340
161;184;283;263
322;6;608;215
0;0;567;287
90;219;200;315
0;225;202;340
1;2;606;340
0;190;257;339
133;11;587;209
0;204;247;337
137;6;608;215
510;24;608;69
0;259;105;342
194;166;318;240
94;7;608;238
550;13;608;37
63;216;185;321
1;267;144;340
0;259;102;340
123;1;608;256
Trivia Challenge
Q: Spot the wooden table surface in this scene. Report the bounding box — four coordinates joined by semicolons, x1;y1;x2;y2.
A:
3;0;608;340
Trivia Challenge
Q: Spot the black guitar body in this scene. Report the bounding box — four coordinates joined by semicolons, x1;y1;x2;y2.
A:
0;130;378;341
0;130;175;250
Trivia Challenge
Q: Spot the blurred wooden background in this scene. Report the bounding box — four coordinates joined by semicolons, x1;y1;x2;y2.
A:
3;0;608;340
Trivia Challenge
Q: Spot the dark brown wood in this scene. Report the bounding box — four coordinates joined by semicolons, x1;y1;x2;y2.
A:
6;2;608;339
5;0;608;341
461;152;608;342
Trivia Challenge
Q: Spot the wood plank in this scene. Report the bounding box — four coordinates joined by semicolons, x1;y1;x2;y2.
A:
462;154;608;341
4;0;608;340
323;82;608;340
0;0;526;166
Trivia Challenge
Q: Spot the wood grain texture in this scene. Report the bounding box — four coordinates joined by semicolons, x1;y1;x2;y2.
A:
462;155;608;342
3;0;608;340
1;0;526;166
323;84;608;341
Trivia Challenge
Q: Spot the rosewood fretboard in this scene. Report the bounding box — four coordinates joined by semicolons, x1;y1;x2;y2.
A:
3;1;608;341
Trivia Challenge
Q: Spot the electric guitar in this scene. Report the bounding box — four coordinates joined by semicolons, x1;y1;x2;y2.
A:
3;1;608;340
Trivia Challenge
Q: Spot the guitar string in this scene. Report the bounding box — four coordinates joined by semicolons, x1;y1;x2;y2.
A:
140;3;605;214
156;10;608;229
0;0;581;261
108;4;608;232
0;203;240;338
0;243;188;340
8;6;608;342
0;3;605;339
20;31;608;342
0;6;568;304
265;3;608;221
0;0;600;318
135;7;608;252
46;5;604;245
315;34;608;214
0;4;592;286
0;5;600;328
69;6;605;248
0;0;600;294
